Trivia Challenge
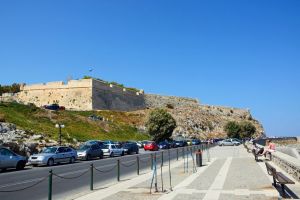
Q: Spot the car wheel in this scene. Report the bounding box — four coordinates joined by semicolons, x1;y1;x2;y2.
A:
121;151;125;156
99;153;104;159
69;157;75;164
136;150;139;154
32;164;38;167
47;158;54;166
86;154;91;161
110;152;114;157
16;161;25;170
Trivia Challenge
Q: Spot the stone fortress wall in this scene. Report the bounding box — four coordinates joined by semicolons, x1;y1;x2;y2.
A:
92;79;145;111
17;79;94;110
15;79;146;111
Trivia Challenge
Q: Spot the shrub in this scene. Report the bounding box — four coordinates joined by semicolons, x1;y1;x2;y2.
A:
224;121;241;139
146;109;176;142
224;121;256;139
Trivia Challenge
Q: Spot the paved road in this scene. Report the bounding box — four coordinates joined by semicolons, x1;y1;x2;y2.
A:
0;145;204;200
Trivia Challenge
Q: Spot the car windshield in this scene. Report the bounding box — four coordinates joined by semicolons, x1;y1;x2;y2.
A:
79;145;91;150
42;147;57;153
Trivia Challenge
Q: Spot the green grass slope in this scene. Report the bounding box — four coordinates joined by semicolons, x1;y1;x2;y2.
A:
0;102;149;143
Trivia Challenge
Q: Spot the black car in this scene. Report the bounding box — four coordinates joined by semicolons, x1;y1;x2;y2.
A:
122;143;139;154
158;141;170;149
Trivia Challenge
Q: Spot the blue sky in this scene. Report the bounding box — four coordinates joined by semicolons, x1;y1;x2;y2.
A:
0;0;299;136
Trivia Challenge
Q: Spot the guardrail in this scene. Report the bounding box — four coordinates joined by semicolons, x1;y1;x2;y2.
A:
0;144;215;200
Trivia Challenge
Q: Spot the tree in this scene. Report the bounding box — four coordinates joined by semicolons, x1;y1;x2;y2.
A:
145;109;176;142
224;121;256;139
240;121;256;138
224;121;241;139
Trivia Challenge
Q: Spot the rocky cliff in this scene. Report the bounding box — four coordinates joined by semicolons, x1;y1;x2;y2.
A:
144;94;264;139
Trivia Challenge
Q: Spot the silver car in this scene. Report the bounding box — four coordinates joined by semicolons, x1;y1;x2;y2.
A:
77;144;104;160
102;144;124;157
29;146;77;166
218;139;241;146
0;147;27;171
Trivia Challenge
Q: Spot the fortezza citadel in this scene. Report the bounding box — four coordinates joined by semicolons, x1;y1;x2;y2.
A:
9;79;200;111
0;78;265;139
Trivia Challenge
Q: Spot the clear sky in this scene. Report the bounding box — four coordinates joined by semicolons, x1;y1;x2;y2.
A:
0;0;299;137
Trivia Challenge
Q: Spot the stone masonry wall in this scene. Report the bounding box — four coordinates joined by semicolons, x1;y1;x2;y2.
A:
16;79;146;111
272;151;300;183
17;79;93;110
92;79;146;111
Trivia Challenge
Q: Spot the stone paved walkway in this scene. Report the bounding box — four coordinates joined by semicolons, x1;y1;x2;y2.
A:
75;145;300;200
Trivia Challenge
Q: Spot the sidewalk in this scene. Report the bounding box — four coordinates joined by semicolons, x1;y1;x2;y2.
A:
72;146;300;200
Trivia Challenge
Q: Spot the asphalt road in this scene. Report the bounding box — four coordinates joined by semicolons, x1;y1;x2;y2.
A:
0;145;204;200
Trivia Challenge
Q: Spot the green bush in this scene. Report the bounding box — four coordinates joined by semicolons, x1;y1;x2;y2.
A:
224;121;241;139
224;121;256;139
146;109;176;142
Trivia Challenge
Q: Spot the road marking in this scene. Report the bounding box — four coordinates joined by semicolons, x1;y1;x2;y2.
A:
203;157;232;200
0;163;116;189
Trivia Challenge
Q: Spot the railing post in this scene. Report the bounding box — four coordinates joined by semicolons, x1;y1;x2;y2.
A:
176;148;179;161
161;151;164;166
48;170;53;200
90;164;94;191
151;154;153;170
137;156;140;175
117;160;120;182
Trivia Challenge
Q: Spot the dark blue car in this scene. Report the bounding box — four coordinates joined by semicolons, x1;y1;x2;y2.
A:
192;139;201;145
158;141;170;149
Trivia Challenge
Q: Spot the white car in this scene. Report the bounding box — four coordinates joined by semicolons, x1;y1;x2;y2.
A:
102;144;124;157
218;139;241;146
29;146;77;166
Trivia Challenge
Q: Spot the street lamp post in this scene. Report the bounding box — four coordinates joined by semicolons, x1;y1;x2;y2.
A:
55;123;65;145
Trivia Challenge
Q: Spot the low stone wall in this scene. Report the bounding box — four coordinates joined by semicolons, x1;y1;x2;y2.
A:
245;142;300;183
272;151;300;183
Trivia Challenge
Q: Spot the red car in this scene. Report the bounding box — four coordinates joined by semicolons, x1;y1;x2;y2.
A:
144;141;159;151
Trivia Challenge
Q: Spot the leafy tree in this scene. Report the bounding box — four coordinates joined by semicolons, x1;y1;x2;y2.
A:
0;83;21;95
240;121;256;138
145;109;176;142
224;121;241;139
224;121;256;139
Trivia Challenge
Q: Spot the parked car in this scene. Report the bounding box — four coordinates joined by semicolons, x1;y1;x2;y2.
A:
85;140;104;146
218;139;241;146
174;140;187;148
158;141;170;149
136;141;143;148
43;104;65;111
192;139;201;145
102;144;124;157
122;143;139;154
169;141;178;148
28;146;77;166
141;140;151;148
77;144;103;160
0;147;27;171
144;141;159;151
103;140;115;145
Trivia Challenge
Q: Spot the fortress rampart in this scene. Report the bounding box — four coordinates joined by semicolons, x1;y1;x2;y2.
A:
16;79;146;111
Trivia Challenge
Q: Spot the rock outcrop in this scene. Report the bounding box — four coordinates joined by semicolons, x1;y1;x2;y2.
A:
0;122;56;156
144;94;265;139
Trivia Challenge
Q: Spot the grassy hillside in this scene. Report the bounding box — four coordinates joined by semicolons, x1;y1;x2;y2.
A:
0;102;149;142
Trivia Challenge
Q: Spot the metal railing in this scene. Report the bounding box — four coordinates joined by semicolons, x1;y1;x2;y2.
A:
0;143;214;200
